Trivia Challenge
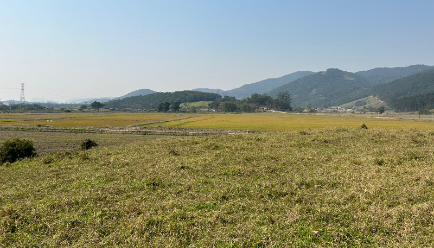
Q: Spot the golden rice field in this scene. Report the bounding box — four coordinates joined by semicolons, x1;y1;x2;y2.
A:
149;113;434;131
0;112;433;131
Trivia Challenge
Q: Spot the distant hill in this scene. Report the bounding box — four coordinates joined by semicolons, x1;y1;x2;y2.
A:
370;68;434;104
224;71;315;99
105;90;222;109
192;71;315;99
268;69;372;108
119;89;156;99
192;88;224;94
356;64;432;85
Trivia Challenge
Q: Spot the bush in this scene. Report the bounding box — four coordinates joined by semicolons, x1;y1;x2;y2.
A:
0;138;36;164
80;139;98;150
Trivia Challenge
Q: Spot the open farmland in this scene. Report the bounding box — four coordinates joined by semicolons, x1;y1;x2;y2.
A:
1;128;434;246
148;112;434;131
0;131;166;156
1;112;433;131
0;112;194;128
1;112;434;246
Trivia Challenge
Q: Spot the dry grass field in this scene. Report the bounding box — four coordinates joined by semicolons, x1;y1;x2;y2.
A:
1;112;434;246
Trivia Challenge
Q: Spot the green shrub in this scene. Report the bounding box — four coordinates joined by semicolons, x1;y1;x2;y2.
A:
80;139;98;150
0;138;36;164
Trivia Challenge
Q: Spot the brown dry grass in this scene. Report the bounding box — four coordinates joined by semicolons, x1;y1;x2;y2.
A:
1;127;434;246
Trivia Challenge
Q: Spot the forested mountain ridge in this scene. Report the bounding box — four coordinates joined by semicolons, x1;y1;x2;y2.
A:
223;71;315;99
103;65;433;111
105;91;221;109
356;64;432;86
192;71;315;99
369;68;434;105
391;92;434;112
268;69;372;108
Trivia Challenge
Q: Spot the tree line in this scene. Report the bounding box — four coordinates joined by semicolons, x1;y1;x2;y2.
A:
105;91;221;110
152;91;291;113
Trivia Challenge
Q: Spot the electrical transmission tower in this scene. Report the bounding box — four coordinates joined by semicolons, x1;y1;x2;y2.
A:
20;83;25;104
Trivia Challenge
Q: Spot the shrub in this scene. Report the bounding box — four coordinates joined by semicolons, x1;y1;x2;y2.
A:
361;123;368;129
80;139;98;150
0;138;36;164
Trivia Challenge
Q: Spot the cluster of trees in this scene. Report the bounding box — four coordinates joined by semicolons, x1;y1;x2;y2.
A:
208;91;292;112
78;101;105;111
152;91;292;113
0;103;46;111
105;91;221;110
157;101;180;112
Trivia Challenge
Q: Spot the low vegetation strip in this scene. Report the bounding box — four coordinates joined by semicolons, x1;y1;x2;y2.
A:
1;128;434;246
0;112;195;128
0;131;166;156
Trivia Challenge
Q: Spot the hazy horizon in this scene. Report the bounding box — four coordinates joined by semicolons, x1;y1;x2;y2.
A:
1;1;434;102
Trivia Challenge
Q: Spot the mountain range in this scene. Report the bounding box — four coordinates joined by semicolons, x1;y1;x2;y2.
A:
191;65;433;108
9;64;433;112
193;71;315;99
268;68;372;108
108;64;433;110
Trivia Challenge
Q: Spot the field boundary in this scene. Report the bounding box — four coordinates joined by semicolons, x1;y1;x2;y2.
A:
0;125;256;136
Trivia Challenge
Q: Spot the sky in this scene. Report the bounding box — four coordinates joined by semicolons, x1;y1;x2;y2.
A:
1;0;434;103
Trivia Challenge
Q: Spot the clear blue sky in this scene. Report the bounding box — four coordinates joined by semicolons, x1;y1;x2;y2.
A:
1;0;433;102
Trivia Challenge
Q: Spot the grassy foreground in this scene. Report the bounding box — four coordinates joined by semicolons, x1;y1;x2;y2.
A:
1;128;434;246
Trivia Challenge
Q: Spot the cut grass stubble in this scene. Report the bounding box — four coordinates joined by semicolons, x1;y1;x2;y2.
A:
1;127;434;246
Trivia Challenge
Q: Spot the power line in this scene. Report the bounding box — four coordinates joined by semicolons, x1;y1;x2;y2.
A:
25;86;110;98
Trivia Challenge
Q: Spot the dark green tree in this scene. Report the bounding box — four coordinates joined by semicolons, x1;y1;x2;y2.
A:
172;101;181;112
79;105;87;112
275;91;292;111
377;106;386;114
91;101;105;111
163;102;170;112
220;102;238;112
157;102;171;112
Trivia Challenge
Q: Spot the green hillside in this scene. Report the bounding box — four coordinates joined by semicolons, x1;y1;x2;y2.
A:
391;92;434;112
224;71;315;99
193;71;315;99
356;64;432;85
268;69;371;108
105;91;221;110
370;68;434;103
